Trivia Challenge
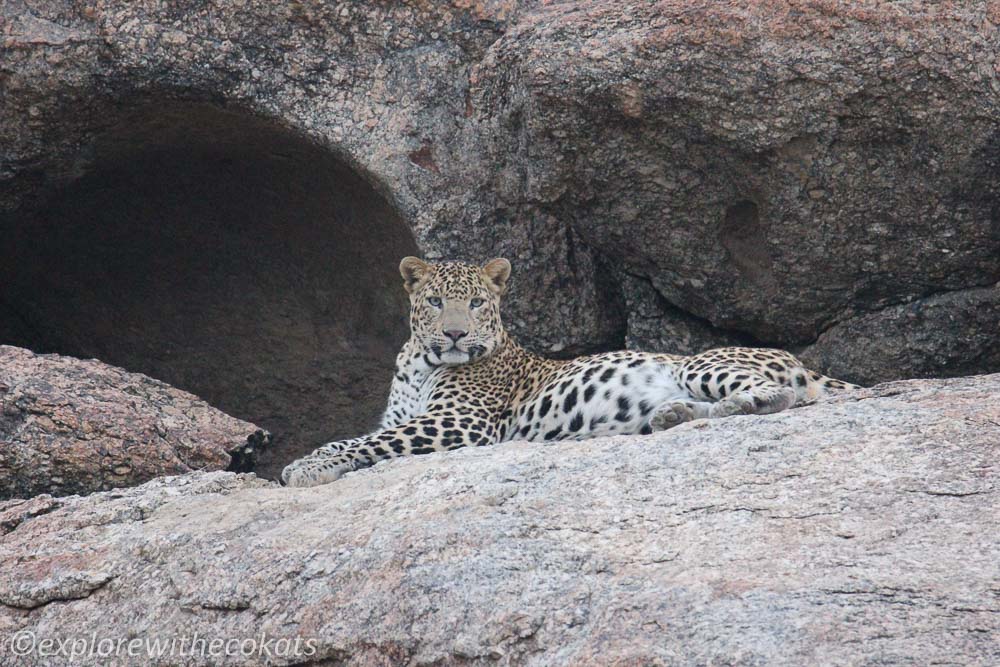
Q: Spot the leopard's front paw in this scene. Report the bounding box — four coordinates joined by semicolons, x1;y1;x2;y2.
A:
281;456;356;488
650;401;697;430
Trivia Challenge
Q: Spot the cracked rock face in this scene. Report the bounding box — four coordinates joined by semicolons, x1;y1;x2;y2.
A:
800;282;1000;385
473;1;1000;374
1;374;998;665
2;0;1000;464
0;346;267;500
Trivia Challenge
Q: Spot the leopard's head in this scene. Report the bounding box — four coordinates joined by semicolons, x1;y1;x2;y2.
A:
399;257;511;366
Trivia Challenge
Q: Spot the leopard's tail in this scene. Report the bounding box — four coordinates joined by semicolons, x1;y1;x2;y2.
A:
799;368;861;400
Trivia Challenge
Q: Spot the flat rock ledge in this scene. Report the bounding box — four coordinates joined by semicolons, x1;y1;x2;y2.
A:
0;345;268;500
1;374;998;666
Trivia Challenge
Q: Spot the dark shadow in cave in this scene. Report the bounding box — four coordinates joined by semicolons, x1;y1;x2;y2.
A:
0;102;418;480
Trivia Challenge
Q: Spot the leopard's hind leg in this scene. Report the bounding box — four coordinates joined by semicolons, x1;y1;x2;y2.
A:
649;347;819;430
650;377;796;430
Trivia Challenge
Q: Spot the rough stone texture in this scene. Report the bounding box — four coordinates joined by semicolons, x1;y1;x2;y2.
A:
2;0;1000;460
799;281;1000;385
473;1;1000;363
621;271;753;356
1;374;997;666
0;345;267;500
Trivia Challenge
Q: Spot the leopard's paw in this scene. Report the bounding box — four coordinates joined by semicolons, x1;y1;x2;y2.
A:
650;401;698;430
708;393;757;418
281;456;356;487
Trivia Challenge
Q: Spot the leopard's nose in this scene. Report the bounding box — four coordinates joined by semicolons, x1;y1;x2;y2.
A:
444;329;468;342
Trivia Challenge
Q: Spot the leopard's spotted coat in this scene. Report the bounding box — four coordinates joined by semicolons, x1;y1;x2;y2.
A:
282;258;857;486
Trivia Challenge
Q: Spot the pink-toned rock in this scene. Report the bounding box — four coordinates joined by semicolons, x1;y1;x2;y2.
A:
0;374;996;665
0;345;267;500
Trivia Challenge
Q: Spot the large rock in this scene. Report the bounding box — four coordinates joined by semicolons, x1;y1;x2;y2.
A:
2;0;999;463
1;374;997;665
472;1;1000;367
799;281;1000;385
0;345;267;500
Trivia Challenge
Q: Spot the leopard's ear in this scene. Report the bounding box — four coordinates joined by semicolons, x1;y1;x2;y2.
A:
482;258;512;295
399;257;431;293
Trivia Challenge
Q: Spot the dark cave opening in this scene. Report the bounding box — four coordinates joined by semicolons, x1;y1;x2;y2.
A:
0;103;418;479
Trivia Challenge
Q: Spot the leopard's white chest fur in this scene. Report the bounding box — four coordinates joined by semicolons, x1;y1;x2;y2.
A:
380;341;445;428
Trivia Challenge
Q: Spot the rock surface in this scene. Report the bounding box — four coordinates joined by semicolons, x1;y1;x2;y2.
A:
473;1;1000;370
0;345;267;500
2;0;1000;462
800;281;1000;385
1;374;997;666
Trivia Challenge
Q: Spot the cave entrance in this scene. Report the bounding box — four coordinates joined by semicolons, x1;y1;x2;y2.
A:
0;103;418;479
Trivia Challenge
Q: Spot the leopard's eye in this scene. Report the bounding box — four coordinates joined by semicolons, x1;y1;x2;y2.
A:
469;297;484;309
427;296;443;308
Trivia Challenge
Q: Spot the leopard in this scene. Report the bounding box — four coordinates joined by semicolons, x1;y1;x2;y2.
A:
281;257;858;487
